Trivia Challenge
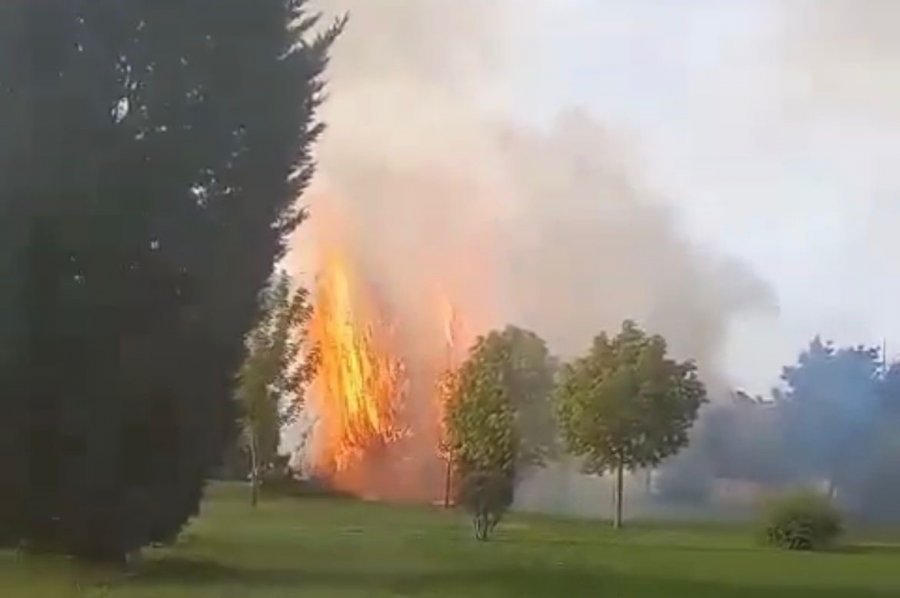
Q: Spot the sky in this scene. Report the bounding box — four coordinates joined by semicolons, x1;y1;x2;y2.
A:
307;0;900;396
501;0;900;392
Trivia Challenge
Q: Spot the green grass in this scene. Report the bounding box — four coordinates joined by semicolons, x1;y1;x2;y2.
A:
1;483;899;597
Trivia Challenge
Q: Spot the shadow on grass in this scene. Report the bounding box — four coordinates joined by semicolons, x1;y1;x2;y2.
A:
127;556;891;598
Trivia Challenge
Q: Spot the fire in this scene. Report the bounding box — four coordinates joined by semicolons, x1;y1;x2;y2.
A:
299;195;489;500
307;246;407;475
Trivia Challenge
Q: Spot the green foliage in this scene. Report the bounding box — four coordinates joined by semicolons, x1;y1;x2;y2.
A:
556;320;707;473
442;326;556;539
236;270;317;504
444;326;556;473
0;1;342;559
761;491;843;551
555;320;707;526
504;328;559;468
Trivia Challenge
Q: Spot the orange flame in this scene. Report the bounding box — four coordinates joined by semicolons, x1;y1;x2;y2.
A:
300;195;489;500
439;294;470;365
308;247;407;475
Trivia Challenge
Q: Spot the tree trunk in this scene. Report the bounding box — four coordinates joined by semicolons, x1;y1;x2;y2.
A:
613;459;624;530
443;453;453;508
473;513;489;541
249;429;259;508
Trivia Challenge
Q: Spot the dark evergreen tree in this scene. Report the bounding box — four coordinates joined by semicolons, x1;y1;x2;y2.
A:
0;1;342;559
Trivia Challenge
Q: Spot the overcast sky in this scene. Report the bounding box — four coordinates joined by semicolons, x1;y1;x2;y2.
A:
497;0;900;391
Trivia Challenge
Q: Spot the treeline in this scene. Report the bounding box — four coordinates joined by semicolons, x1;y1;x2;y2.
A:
0;1;342;561
442;326;900;540
658;337;900;521
441;321;707;539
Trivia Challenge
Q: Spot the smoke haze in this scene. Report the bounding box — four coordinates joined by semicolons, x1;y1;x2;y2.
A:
298;0;773;376
288;1;900;517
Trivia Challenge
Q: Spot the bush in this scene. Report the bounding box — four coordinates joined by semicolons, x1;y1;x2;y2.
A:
761;491;843;550
458;470;514;541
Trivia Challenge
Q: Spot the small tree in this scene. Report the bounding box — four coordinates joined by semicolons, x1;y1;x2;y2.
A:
236;270;317;507
555;320;707;528
442;326;556;540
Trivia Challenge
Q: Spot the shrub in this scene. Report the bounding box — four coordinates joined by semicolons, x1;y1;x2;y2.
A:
458;470;514;541
761;491;843;550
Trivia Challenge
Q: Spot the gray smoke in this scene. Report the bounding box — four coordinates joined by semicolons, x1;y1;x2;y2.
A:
290;0;779;514
299;0;773;368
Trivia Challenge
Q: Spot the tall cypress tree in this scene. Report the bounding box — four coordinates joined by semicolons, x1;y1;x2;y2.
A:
0;1;342;559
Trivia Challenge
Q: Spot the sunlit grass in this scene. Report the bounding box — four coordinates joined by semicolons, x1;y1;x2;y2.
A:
1;482;898;597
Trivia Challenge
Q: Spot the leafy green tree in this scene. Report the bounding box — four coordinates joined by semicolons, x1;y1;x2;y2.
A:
0;1;342;560
555;320;707;528
442;326;556;540
237;270;317;507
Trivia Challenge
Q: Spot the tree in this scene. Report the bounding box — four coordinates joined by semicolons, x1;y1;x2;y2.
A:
857;363;900;521
442;326;556;540
775;338;881;503
0;2;342;560
437;368;461;508
236;270;317;507
458;470;514;541
555;320;707;528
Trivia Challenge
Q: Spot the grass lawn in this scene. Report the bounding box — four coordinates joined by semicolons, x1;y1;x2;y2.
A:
1;483;899;597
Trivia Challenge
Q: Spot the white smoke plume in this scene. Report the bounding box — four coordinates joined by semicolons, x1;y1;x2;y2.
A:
288;0;778;510
297;0;774;369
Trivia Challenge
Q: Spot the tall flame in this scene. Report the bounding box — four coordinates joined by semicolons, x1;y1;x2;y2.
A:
298;196;489;500
307;246;407;475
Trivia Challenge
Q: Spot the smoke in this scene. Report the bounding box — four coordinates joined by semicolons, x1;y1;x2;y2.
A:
300;0;773;370
780;0;900;122
289;0;776;509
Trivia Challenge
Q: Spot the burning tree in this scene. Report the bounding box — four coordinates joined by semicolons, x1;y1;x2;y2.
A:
306;246;409;479
443;326;556;540
555;320;707;529
0;1;342;560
